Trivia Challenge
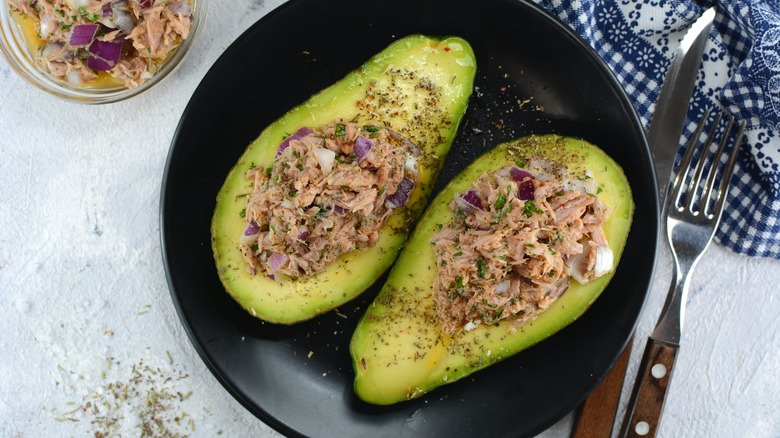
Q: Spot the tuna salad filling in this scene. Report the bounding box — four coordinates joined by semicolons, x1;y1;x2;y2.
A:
6;0;193;88
241;121;420;279
432;158;613;334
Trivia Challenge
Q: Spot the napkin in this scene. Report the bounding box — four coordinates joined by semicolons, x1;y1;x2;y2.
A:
532;0;780;259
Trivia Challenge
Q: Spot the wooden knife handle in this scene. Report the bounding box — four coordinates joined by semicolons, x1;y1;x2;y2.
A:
618;338;679;438
571;336;634;438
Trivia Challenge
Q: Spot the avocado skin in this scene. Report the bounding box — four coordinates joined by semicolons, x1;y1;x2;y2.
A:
349;135;634;405
210;35;476;324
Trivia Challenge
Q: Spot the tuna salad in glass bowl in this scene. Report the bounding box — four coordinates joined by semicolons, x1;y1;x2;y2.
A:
0;0;206;103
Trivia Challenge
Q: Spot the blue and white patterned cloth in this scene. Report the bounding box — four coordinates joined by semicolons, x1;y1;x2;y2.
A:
533;0;780;259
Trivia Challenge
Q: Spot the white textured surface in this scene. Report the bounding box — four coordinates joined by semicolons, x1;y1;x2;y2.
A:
1;1;779;437
609;243;780;438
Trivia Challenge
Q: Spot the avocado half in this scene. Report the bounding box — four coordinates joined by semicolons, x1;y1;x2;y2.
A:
211;35;476;324
349;135;634;405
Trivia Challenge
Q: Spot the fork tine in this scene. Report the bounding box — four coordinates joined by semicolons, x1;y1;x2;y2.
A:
699;116;734;217
683;111;722;212
701;114;734;217
711;119;746;218
670;109;711;208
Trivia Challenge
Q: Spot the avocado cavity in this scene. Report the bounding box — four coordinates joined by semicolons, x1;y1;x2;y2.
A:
211;35;477;324
350;135;634;405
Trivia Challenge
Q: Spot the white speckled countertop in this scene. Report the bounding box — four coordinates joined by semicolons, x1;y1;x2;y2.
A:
1;1;778;437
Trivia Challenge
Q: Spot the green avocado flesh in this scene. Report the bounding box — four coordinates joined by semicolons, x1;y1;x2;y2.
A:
350;135;634;405
211;35;476;324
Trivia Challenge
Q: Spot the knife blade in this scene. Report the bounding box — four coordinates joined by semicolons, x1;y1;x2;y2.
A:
570;7;716;438
617;7;716;438
648;6;716;206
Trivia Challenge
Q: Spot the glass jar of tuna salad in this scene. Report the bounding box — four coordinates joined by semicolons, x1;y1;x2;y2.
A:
0;0;206;103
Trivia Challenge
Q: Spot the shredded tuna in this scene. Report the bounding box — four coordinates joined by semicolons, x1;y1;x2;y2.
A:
128;2;190;59
240;121;419;279
432;160;612;334
6;0;193;89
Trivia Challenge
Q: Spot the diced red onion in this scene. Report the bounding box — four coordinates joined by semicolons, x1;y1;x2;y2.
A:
113;7;134;34
404;154;418;175
454;189;483;213
167;1;192;16
550;279;570;299
66;70;82;85
39;15;57;39
387;129;421;156
386;177;415;208
99;1;134;34
298;226;309;241
139;0;153;8
518;182;535;201
594;246;614;277
277;127;313;156
511;167;536;200
41;42;63;57
510;167;534;182
69;24;99;47
568;246;590;284
243;220;260;237
321;204;346;215
495;280;511;294
87;40;122;71
314;147;336;174
68;0;90;9
87;55;114;71
354;135;374;162
268;253;288;272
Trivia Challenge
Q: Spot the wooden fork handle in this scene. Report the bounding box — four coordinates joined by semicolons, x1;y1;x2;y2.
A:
618;338;679;438
571;336;634;438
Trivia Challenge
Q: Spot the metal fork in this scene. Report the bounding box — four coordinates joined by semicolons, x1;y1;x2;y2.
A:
619;109;746;438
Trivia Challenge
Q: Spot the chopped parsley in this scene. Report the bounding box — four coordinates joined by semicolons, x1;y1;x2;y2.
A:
334;123;347;137
78;6;99;22
487;308;504;323
523;200;544;217
494;192;506;210
477;258;487;278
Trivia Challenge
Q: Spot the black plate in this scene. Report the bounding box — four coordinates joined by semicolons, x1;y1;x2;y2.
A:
161;0;658;436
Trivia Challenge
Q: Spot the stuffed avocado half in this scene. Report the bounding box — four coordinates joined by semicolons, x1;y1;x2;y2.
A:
211;35;477;324
350;135;634;405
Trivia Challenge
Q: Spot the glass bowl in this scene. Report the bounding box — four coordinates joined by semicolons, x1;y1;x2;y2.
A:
0;0;206;104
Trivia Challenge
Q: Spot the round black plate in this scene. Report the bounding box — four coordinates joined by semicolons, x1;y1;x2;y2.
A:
161;0;658;436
